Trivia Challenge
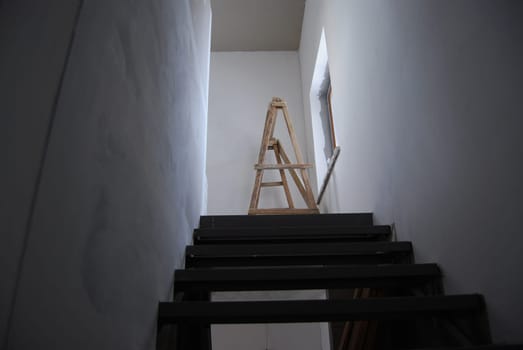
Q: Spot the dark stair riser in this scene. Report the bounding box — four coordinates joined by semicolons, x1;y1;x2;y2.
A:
199;213;373;229
185;241;413;267
193;225;391;244
174;264;441;293
159;294;486;325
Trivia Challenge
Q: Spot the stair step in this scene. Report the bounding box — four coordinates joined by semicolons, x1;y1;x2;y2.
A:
174;263;440;292
185;241;412;267
193;225;391;245
199;213;373;229
158;294;485;324
409;347;523;350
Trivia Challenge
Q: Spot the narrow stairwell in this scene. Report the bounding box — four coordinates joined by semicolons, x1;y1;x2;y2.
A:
157;213;520;350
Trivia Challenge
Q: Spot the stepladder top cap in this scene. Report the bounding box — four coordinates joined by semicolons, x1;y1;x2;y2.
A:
271;97;287;108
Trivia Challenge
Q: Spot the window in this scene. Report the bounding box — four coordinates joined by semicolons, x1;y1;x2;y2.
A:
319;74;336;160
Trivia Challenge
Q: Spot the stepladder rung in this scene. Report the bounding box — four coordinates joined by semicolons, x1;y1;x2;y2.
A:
254;163;313;170
261;181;284;187
248;208;320;215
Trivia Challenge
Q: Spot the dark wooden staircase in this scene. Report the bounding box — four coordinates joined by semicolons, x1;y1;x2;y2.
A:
157;213;520;350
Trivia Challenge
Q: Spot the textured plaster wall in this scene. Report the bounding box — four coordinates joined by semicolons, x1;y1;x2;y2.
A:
1;0;82;345
1;0;211;349
299;0;523;342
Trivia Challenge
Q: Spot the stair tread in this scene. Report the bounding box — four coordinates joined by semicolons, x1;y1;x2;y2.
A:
157;213;505;348
199;213;373;228
409;347;523;350
186;241;412;257
174;263;440;292
159;294;485;324
194;225;391;244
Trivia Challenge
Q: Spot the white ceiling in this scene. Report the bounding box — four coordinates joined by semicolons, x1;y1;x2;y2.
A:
210;0;306;51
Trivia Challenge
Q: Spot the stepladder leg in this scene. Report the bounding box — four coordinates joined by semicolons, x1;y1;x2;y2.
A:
249;105;277;214
273;143;294;208
249;169;264;211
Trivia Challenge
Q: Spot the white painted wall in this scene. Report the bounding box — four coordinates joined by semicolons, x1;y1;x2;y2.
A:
207;51;311;214
1;1;83;344
299;0;523;343
2;0;211;348
212;323;324;350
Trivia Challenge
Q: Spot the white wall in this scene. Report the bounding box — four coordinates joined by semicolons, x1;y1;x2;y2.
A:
1;1;83;344
212;323;324;350
300;0;523;343
2;0;211;348
207;51;311;214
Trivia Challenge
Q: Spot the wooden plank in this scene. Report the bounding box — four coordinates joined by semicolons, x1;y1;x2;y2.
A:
338;320;353;350
336;289;365;350
362;289;384;350
254;163;313;170
347;288;371;350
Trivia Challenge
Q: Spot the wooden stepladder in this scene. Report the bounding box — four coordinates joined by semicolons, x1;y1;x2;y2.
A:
249;97;319;215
